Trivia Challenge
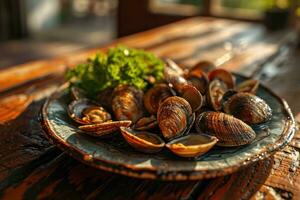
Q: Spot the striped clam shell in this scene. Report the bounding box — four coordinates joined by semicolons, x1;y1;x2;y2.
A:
195;111;256;147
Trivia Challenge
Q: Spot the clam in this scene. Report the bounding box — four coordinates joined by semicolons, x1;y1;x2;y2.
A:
207;79;228;111
164;60;188;91
143;84;173;114
195;111;256;147
164;58;185;76
157;96;194;141
191;60;216;73
112;85;144;123
236;79;259;94
178;84;203;112
80;120;132;137
166;134;218;158
120;127;165;153
68;99;111;124
133;115;158;131
208;69;235;89
186;69;209;94
70;86;87;100
223;92;272;124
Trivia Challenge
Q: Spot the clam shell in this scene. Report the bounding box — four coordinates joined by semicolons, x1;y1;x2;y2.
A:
133;115;158;131
143;84;173;114
187;69;209;95
70;86;86;100
166;134;218;158
236;79;259;94
112;85;144;123
223;92;272;124
157;96;193;141
79;120;132;137
195;111;256;147
179;84;203;112
120;127;165;153
68;99;111;125
208;69;235;89
191;60;216;73
207;79;228;111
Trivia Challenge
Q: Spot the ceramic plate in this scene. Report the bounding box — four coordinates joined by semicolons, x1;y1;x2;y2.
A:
41;74;295;180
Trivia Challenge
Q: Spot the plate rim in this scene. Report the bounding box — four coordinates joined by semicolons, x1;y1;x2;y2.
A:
41;74;295;180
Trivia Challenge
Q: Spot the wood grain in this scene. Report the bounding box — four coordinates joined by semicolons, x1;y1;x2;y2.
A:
0;17;299;199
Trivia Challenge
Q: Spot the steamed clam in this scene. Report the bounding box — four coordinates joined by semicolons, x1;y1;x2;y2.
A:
191;60;216;73
120;127;165;153
236;79;259;94
133;115;158;131
196;111;256;147
157;96;194;141
112;85;144;123
207;79;228;111
166;134;218;158
68;99;111;124
223;92;272;124
208;69;235;89
143;83;173;114
186;68;209;95
178;84;203;112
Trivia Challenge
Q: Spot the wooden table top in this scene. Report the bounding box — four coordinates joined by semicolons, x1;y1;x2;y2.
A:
0;17;299;200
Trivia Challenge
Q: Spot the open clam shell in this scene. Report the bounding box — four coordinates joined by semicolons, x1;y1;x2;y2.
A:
133;115;158;131
143;84;173;114
196;111;256;147
208;69;235;89
79;120;132;137
120;127;165;153
191;60;216;73
187;69;209;95
166;134;218;158
68;99;111;125
223;92;272;124
207;79;228;111
236;79;259;94
179;84;203;112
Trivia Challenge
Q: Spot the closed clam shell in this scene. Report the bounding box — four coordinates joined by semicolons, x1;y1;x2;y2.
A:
208;69;235;89
112;85;144;123
166;134;218;158
157;96;193;141
79;120;132;137
143;84;173;114
195;111;256;147
207;79;228;111
68;99;111;125
223;92;272;124
236;79;259;94
120;127;165;153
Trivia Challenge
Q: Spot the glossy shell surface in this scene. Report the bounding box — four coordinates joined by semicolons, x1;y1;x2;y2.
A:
120;127;165;153
42;74;295;180
223;92;272;124
166;134;218;158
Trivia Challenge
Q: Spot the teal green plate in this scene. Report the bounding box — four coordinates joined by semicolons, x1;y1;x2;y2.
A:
41;74;295;180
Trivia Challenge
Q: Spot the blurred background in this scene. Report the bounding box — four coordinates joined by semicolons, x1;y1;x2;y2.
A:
1;0;299;68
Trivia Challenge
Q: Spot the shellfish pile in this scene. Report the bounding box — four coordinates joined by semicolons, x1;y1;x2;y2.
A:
67;59;272;158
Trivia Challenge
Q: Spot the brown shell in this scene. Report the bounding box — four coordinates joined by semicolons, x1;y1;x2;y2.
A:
120;127;165;153
207;79;228;111
187;69;209;94
223;92;272;124
236;79;259;94
133;115;158;131
112;85;144;123
166;134;218;158
143;84;173;114
195;111;256;147
96;88;114;112
79;120;132;137
208;69;235;89
68;99;111;125
191;60;216;73
179;84;203;112
157;96;193;141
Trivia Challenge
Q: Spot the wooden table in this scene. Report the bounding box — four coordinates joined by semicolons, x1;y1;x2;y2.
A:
0;17;299;200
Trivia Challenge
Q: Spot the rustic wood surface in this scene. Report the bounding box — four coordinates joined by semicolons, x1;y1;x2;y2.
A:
0;17;299;200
